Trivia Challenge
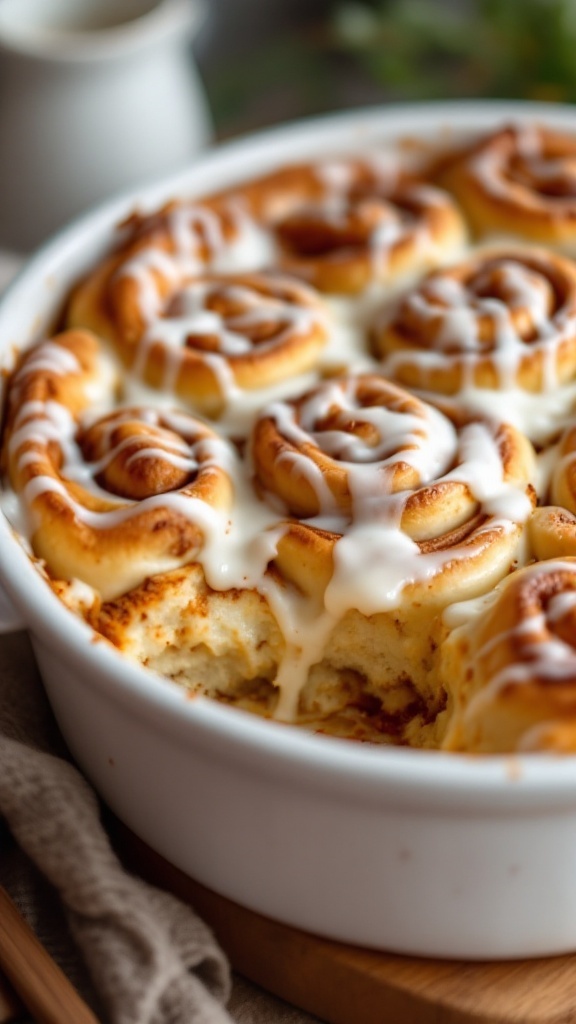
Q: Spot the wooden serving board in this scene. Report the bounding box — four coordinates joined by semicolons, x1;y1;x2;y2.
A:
0;974;21;1024
112;820;576;1024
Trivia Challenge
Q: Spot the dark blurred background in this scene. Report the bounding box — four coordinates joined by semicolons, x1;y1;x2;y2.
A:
1;0;573;257
194;0;576;139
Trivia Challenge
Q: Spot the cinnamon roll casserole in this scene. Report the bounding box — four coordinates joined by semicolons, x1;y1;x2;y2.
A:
8;121;576;754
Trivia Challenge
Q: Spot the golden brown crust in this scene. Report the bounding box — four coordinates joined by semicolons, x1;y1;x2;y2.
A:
252;372;534;533
252;374;535;619
374;247;576;394
441;558;576;753
438;124;576;246
71;264;329;417
4;331;233;600
270;170;467;293
253;376;439;519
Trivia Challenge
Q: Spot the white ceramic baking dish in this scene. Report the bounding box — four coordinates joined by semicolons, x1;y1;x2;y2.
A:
3;100;576;961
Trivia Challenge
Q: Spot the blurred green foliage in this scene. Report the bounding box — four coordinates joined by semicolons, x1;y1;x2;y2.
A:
331;0;576;103
203;0;576;137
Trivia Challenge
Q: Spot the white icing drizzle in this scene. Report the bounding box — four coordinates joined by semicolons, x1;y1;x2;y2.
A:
120;361;321;439
441;585;503;630
122;200;276;286
131;276;325;398
258;377;532;625
369;184;451;278
116;248;330;419
8;352;284;597
4;147;559;726
380;255;576;394
547;588;576;621
267;377;456;502
545;444;573;499
258;582;338;722
18;341;81;376
435;380;576;447
471;122;576;206
318;294;377;373
117;200;283;404
457;560;576;727
285;159;464;288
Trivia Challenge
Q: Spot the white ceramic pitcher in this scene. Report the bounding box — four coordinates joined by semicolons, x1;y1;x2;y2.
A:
0;0;212;251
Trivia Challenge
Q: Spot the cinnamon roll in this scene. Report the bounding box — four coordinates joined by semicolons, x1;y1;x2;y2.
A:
529;418;576;559
438;124;576;247
4;330;235;600
374;247;576;394
252;374;536;728
70;259;328;417
253;374;535;537
68;197;267;334
441;558;576;753
260;160;467;293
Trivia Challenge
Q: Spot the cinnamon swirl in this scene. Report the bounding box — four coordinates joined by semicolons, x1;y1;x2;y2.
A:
70;261;328;417
4;330;235;600
262;161;467;293
374;247;576;394
252;374;536;729
441;558;576;753
438;124;576;247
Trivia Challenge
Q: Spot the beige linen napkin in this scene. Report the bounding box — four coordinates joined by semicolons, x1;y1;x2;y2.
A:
0;631;234;1024
0;632;322;1024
